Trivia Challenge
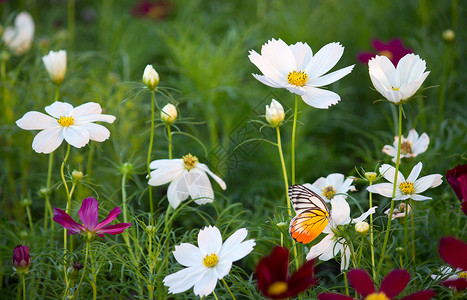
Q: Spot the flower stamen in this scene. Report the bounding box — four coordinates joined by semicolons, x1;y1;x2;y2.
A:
400;141;412;154
459;271;467;279
57;116;74;127
287;70;308;87
267;281;288;296
392;86;400;91
182;154;199;170
378;50;393;61
399;181;415;195
202;253;218;268
365;292;390;300
322;186;336;199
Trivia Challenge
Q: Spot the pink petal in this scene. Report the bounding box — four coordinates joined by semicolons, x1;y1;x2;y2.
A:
94;207;121;231
379;269;410;298
53;208;85;234
439;237;467;270
399;290;436;300
79;197;99;231
96;223;132;235
348;269;375;297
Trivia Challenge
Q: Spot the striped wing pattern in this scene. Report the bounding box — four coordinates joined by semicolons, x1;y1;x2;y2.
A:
288;184;330;244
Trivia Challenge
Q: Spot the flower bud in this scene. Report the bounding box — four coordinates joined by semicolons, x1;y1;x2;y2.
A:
442;29;455;43
120;162;134;176
20;198;32;207
276;222;287;229
38;187;48;199
12;245;31;274
143;64;159;90
67;262;83;280
72;170;83;181
365;172;377;182
355;221;369;236
395;247;404;254
42;50;67;84
160;103;177;125
146;225;156;236
265;99;285;127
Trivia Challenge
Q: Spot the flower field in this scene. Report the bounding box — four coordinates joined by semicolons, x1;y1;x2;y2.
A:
1;0;466;299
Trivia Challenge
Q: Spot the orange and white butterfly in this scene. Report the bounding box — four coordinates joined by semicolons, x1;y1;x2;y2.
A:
289;184;330;244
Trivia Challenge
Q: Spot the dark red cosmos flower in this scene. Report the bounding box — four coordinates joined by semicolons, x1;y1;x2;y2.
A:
256;246;318;299
132;0;172;20
438;237;467;291
446;164;467;216
12;245;31;274
358;39;412;65
318;269;435;300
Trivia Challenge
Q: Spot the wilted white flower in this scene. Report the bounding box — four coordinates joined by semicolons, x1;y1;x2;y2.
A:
143;64;159;90
304;173;356;203
383;129;429;163
384;203;412;220
42;50;67;84
16;101;116;154
249;38;354;109
368;53;430;104
161;103;177;124
367;162;442;201
2;11;35;55
265;99;284;127
306;196;376;271
163;226;255;297
148;154;226;209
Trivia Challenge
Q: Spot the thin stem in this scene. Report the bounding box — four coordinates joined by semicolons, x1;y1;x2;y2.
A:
167;125;172;159
410;200;416;262
276;127;291;216
55;84;60;101
122;171;128;223
67;0;75;50
343;272;349;296
44;152;55;234
22;275;26;300
213;291;219;300
222;278;236;300
291;95;299;185
75;242;90;300
60;144;71;285
368;185;376;280
147;91;156;223
377;104;403;278
26;206;33;232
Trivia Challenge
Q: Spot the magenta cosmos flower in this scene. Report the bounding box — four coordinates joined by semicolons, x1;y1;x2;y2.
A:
53;197;132;241
446;164;467;216
256;246;317;299
12;245;31;274
318;269;435;300
438;237;467;291
358;38;412;65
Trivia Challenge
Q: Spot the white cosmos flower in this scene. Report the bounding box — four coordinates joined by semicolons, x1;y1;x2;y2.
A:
16;101;116;154
42;50;67;85
367;162;442;201
304;173;356;203
163;226;255;297
2;11;35;55
306;196;376;271
148;154;226;209
431;266;464;282
265;99;284;127
368;53;430;104
382;129;429;163
248;38;354;109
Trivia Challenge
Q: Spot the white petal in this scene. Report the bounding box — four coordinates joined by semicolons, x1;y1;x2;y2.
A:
306;233;335;261
45;101;74;118
414;174;443;193
32;127;64;154
352;206;377;224
76;123;110;142
148;164;184;186
76;114;116;124
214;259;232;279
219;228;255;262
167;170;190;209
173;243;203;267
308;65;354;87
326;173;345;189
382;145;397;157
149;159;182;170
367;183;394;198
410;194;432;201
187;169;215;205
197;163;227;190
62;126;90;148
198;226;222;255
289;41;312;70
338;178;355;195
260;38;295;77
306;42;345;79
340;244;351;271
399;72;430;100
379;164;405;184
193;269;218;297
330;196;350;225
412;133;429;155
311;177;328;191
251;73;285;89
71;102;102;117
248;50;285;84
407;162;423;182
368;55;396;94
164;266;205;294
16;111;57;130
407;129;419;143
300;86;341;109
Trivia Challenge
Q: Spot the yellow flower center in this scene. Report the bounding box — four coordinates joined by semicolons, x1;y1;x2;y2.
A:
202;253;218;268
365;292;390;300
322;186;336;199
378;50;393;61
392;86;400;91
459;271;467;279
57;116;74;127
399;181;415;195
287;70;308;87
400;141;412;154
182;154;199;170
267;281;288;296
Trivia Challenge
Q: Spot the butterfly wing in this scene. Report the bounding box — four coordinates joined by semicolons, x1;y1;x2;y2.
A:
289;184;330;244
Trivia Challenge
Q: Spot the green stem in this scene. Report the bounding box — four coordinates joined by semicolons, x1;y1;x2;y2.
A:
213;291;219;300
22;275;26;300
26;206;33;232
167;125;172;159
343;272;349;296
276;127;291;216
55;84;60;101
147;91;156;223
44;152;55;234
75;242;90;300
122;171;128;223
377;104;403;278
404;201;409;263
410;200;416;262
222;278;236;300
60;144;71;285
368;185;376;280
291;95;299;185
67;0;75;50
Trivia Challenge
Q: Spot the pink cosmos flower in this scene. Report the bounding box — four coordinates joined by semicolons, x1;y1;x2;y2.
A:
53;197;132;241
446;164;467;216
12;245;31;274
358;38;412;65
438;237;467;291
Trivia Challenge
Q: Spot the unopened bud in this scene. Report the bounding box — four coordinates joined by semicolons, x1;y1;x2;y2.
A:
355;221;369;236
72;170;83;181
67;262;83;280
143;64;159;90
20;198;32;207
38;187;48;199
442;29;455;43
365;172;377;182
161;103;177;125
395;247;404;254
276;222;287;229
12;245;31;274
120;162;134;176
265;99;285;127
146;225;156;235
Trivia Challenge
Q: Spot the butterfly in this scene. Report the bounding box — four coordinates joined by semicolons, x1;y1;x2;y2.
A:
289;184;330;244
